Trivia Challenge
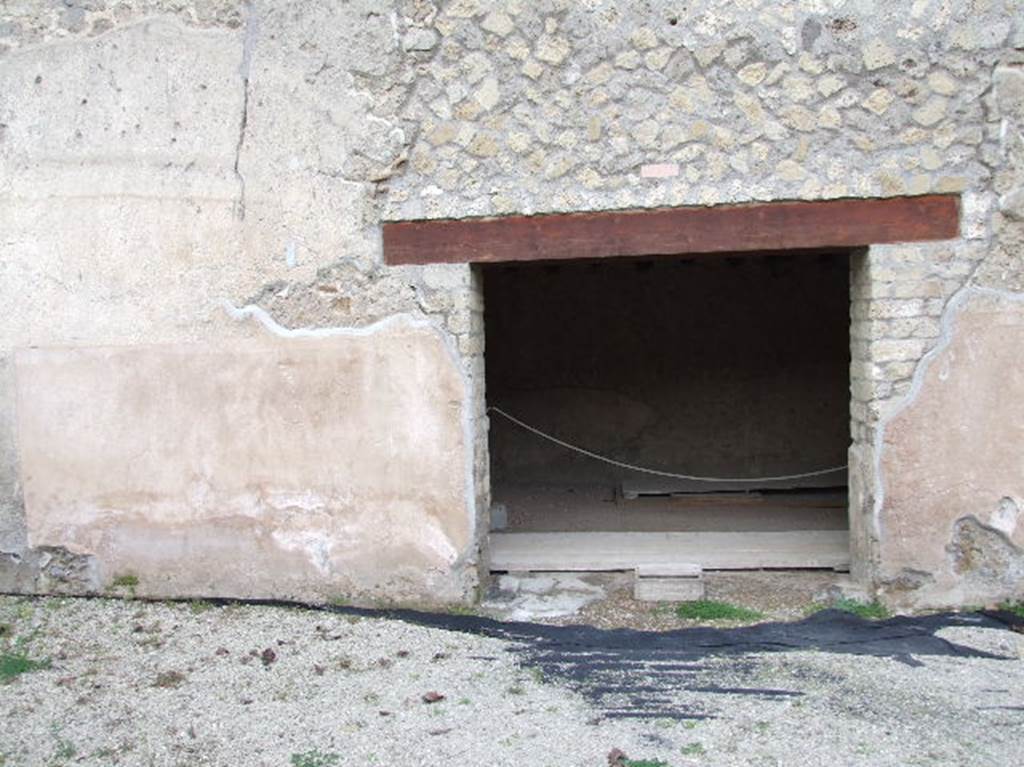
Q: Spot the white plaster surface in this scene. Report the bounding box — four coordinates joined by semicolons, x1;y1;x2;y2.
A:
14;322;475;604
877;289;1024;606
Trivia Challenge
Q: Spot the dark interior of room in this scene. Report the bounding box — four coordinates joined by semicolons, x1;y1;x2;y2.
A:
482;250;851;534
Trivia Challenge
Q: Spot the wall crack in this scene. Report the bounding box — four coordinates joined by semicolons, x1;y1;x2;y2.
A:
232;0;259;221
871;286;1024;588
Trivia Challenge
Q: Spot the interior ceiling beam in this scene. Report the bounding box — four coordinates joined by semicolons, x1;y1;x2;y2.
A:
382;194;960;266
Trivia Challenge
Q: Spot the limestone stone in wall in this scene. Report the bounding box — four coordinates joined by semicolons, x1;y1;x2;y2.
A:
387;0;1017;220
976;59;1024;293
0;1;244;52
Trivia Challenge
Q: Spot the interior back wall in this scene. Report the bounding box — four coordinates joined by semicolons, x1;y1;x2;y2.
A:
484;252;851;488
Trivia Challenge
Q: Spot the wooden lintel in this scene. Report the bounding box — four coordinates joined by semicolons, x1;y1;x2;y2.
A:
382;195;960;266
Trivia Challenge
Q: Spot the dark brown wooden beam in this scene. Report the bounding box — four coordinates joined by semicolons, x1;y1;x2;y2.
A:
382;195;960;266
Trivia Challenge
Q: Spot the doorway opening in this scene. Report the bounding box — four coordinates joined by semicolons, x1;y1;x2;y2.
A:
382;194;960;581
482;250;852;572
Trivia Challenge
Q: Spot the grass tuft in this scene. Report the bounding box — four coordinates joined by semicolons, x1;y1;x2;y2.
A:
188;600;214;614
152;670;186;688
290;749;341;767
0;651;51;683
109;574;139;597
805;598;890;620
997;601;1024;618
674;600;764;622
680;741;707;756
53;737;76;761
831;598;890;620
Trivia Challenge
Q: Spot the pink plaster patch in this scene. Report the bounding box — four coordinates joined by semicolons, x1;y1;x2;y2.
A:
640;163;679;178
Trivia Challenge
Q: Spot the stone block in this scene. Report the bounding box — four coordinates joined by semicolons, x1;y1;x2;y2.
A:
634;564;704;602
634;575;705;602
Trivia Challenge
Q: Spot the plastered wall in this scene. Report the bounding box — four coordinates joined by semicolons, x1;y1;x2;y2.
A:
2;0;1023;608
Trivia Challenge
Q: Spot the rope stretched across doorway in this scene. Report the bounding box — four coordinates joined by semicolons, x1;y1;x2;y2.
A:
487;406;848;484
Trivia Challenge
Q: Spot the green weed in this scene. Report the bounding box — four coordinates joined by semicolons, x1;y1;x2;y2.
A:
108;574;139;597
0;650;51;682
152;670;186;688
680;741;707;756
674;600;764;622
47;724;76;764
997;601;1024;618
53;737;76;761
290;750;340;767
805;598;890;620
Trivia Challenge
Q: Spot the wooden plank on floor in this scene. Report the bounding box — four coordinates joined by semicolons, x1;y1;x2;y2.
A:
382;195;960;266
620;477;846;498
636;563;703;578
662;492;848;509
488;530;850;572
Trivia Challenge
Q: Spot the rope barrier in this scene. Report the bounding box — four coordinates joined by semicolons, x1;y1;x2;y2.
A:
487;406;848;484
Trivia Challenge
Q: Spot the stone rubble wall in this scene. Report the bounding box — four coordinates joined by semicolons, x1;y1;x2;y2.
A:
1;0;1022;607
388;0;1014;218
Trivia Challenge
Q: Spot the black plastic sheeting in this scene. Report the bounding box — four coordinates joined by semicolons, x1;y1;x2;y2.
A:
203;598;1021;721
35;593;1018;721
363;606;1021;720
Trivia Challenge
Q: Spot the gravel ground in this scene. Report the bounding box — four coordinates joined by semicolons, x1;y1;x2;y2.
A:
1;594;1022;767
